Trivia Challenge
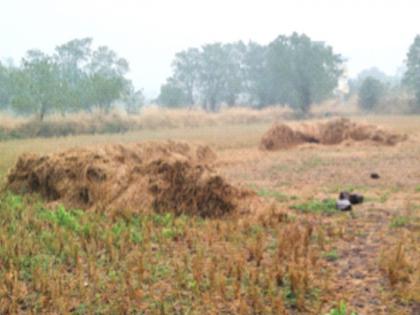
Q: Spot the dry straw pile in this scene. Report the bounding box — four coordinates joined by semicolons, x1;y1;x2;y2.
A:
6;141;252;217
260;118;407;150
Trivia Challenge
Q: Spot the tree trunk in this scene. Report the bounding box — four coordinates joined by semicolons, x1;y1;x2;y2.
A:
38;104;46;122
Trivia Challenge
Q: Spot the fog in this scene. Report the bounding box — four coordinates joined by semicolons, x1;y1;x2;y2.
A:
1;0;418;98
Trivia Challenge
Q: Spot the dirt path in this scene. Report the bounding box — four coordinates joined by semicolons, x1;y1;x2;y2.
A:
325;206;408;315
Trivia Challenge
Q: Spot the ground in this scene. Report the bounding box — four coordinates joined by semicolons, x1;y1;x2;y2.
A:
0;115;419;314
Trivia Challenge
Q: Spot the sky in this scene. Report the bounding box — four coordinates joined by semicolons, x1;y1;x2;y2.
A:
0;0;418;98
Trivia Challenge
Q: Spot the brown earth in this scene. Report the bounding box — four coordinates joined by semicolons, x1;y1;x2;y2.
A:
260;118;407;150
6;141;252;217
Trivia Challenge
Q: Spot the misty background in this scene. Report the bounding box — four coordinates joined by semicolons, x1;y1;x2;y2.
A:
1;0;418;98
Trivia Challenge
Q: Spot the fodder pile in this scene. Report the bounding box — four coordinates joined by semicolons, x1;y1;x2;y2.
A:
260;118;407;150
6;141;249;217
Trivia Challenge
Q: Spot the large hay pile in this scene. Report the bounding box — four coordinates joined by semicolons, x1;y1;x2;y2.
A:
6;141;249;217
260;118;407;150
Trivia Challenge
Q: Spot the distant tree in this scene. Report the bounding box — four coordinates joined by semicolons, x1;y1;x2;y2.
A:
243;42;273;107
358;77;385;111
54;38;93;111
171;48;200;105
349;67;395;96
403;35;420;106
267;33;343;114
197;43;246;111
168;42;246;110
221;42;246;106
123;84;145;114
195;43;226;111
11;50;64;120
85;46;130;112
0;62;11;108
157;78;187;107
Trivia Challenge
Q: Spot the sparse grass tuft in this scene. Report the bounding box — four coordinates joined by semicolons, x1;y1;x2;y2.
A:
323;249;340;262
325;301;357;315
390;215;410;228
256;187;291;202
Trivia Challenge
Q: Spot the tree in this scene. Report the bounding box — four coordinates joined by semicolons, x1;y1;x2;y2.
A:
403;35;420;106
221;42;246;106
267;33;343;114
199;43;241;111
11;50;64;120
85;46;131;112
243;42;273;107
54;38;93;112
122;83;145;114
358;77;385;111
0;62;11;109
171;48;200;105
157;78;187;107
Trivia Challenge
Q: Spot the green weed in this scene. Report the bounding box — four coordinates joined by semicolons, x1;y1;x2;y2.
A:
291;199;337;215
390;216;410;228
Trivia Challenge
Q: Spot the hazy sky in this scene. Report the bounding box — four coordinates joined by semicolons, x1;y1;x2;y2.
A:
1;0;418;98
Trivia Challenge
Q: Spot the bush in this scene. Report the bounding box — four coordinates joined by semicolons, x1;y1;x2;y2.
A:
358;77;385;111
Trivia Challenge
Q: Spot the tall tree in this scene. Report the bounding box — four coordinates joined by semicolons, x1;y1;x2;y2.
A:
243;42;273;107
221;42;246;106
196;43;226;111
171;48;200;106
54;38;93;111
267;33;343;114
0;62;11;109
85;46;130;112
403;35;420;106
11;50;63;120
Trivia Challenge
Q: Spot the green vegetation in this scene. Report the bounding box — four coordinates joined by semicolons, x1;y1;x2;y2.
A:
159;33;343;114
291;198;337;215
358;76;385;111
325;301;357;315
256;187;291;202
0;192;328;314
323;249;340;262
0;38;143;120
390;215;410;228
403;35;420;108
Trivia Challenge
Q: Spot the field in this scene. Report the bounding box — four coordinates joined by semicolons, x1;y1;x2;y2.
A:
0;115;420;314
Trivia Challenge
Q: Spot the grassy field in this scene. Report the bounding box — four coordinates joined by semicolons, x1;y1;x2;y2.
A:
0;115;420;314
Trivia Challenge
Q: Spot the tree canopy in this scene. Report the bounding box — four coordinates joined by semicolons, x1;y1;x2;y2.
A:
158;33;343;113
403;35;420;106
0;38;138;120
358;77;385;111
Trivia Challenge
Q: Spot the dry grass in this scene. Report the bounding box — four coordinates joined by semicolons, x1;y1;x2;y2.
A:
0;101;364;140
0;114;420;314
0;106;294;140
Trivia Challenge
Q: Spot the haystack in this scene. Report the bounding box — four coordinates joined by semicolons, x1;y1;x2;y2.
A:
260;118;407;150
259;124;319;150
6;141;248;217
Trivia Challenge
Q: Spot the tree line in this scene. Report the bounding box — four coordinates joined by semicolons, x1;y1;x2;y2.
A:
1;33;420;119
0;38;144;120
157;33;343;114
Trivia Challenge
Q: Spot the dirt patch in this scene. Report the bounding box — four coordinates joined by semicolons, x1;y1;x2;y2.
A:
6;141;251;217
260;118;407;150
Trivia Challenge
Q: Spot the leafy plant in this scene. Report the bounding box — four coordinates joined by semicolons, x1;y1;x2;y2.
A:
326;301;357;315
